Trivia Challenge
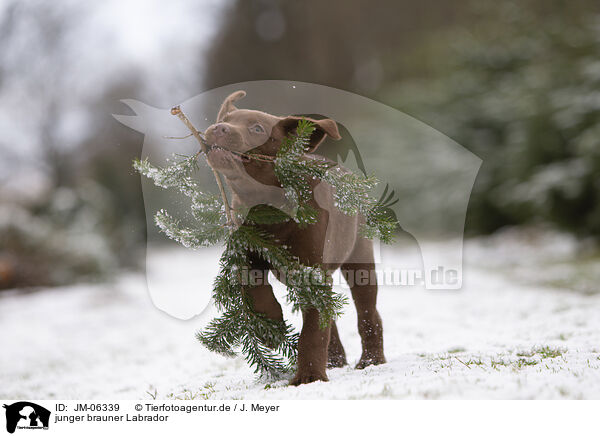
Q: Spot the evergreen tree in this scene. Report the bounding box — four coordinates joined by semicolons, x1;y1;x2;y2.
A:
134;119;397;377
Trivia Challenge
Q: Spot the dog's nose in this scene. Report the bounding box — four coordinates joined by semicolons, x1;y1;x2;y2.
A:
213;123;230;137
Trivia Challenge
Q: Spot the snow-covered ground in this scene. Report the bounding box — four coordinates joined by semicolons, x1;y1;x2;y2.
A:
1;228;600;400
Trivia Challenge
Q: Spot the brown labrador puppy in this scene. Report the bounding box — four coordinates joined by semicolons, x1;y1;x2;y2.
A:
204;91;385;385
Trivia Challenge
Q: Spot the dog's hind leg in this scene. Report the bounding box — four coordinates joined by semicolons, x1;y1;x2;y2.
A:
327;321;348;368
342;238;386;369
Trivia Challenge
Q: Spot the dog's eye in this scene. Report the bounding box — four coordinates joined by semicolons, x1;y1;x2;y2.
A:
250;124;265;134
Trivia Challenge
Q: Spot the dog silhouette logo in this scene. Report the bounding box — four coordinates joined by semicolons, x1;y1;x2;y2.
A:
113;81;481;318
3;402;50;434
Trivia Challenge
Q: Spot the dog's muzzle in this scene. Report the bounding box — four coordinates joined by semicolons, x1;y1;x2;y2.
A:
207;145;251;163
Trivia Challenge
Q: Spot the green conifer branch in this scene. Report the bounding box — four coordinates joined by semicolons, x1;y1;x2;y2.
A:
133;117;398;377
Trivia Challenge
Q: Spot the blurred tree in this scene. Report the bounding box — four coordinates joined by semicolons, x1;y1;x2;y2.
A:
394;1;600;238
203;0;469;98
204;0;600;240
0;1;148;288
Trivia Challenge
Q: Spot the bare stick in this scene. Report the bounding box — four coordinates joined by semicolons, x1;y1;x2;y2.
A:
170;105;236;229
162;133;193;139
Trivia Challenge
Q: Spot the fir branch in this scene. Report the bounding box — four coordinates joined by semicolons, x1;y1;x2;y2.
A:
170;105;237;228
154;209;228;248
243;204;291;226
195;309;242;357
133;116;399;378
133;155;198;193
272;119;398;239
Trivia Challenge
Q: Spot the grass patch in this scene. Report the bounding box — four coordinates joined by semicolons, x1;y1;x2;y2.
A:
490;356;539;371
514;358;538;369
517;345;565;359
425;347;564;372
463;357;484;366
535;346;565;359
145;387;157;400
167;382;216;400
490;358;510;370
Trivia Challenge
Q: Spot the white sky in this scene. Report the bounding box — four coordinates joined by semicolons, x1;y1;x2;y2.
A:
92;0;223;71
0;0;226;182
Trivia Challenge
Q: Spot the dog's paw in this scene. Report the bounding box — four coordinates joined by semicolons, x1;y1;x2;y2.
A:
289;371;329;386
355;354;386;370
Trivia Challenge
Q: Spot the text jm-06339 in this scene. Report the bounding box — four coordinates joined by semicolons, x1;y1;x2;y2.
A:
72;404;120;412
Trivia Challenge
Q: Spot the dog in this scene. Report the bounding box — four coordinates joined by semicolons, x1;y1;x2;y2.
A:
204;90;385;385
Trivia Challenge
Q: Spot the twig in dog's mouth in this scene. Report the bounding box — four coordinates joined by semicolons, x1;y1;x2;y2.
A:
163;127;275;163
207;145;252;163
170;105;237;228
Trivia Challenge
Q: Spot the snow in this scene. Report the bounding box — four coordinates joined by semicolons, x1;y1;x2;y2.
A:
1;229;600;400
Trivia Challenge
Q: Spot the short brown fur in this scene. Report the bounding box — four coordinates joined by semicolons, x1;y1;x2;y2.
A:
205;91;385;385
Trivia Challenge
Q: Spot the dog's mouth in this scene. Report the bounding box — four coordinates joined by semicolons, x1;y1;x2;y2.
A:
207;145;251;163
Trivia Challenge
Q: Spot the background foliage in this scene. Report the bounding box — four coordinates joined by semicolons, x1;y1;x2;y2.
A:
1;0;599;288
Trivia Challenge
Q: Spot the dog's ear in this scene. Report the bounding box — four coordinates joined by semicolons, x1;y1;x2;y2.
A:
277;116;341;152
217;90;246;122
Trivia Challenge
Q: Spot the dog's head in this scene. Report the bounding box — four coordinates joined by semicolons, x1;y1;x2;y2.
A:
204;90;341;179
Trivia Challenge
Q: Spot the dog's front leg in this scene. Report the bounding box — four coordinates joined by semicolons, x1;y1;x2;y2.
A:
243;255;285;348
290;307;331;385
244;283;286;349
244;284;284;323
